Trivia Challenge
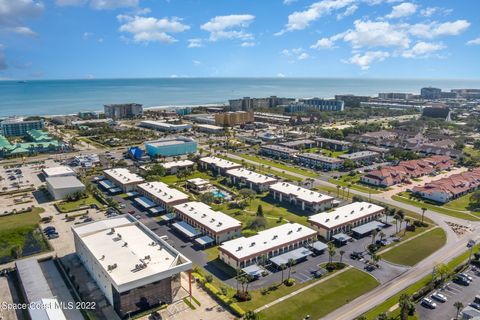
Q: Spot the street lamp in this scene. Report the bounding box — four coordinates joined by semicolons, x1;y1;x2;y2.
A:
467;239;476;264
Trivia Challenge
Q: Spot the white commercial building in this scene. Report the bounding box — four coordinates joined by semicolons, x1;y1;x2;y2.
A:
199;156;242;174
173;201;242;243
196;124;224;133
226;167;278;192
161;160;194;174
103;168;145;192
140;120;191;132
308;202;384;239
219;223;316;268
42;165;76;178
269;182;334;212
46;176;85;200
72;215;192;318
137;181;189;210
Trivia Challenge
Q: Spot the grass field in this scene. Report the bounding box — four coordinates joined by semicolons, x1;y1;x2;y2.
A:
381;227;447;266
257;268;379;320
0;207;48;261
234;153;318;178
392;192;480;221
159;171;212;185
56;194;103;213
328;173;383;194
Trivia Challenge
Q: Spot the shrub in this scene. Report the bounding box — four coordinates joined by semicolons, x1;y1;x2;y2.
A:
284;278;295;286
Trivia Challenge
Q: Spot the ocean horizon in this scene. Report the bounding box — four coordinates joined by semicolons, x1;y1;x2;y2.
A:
2;77;480;117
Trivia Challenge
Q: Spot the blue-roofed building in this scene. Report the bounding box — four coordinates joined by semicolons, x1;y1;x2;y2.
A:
145;137;197;157
128;146;144;160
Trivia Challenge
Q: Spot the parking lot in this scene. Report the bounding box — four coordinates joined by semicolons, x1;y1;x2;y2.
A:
417;267;480;320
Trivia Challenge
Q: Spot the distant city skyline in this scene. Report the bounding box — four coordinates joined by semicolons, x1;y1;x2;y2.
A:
1;0;480;80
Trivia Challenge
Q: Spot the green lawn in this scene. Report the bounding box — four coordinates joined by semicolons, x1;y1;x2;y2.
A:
234;153;318;178
56;194;103;213
257;268;379;320
381;228;447;266
328;173;383;194
0;207;49;261
318;148;349;158
392;192;480;221
444;192;474;210
159;171;212;185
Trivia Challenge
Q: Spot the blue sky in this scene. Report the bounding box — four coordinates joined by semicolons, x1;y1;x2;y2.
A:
1;0;480;80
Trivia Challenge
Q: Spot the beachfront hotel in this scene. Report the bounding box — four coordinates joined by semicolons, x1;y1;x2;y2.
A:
173;201;242;244
307;202;385;240
72;215;192;318
103;168;145;193
269;182;334;213
104;103;143;120
218;223;317;268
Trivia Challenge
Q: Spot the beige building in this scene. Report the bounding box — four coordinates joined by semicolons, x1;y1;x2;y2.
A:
214;111;254;126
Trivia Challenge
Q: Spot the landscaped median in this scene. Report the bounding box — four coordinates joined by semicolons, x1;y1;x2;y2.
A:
380;227;447;266
392;191;480;221
328;173;384;195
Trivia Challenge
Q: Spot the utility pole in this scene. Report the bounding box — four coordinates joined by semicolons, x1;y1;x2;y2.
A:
467;239;476;264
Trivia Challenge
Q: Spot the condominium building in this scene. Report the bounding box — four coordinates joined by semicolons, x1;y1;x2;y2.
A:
198;156;242;174
308;202;384;239
214;111;254;126
286;98;344;113
219;223;317;268
173;201;241;243
338;151;380;164
225;168;278;191
279;139;316;149
378;93;413;100
145;137;197;157
72;215;192;318
104;103;143;119
103;168;145;192
315;137;351;151
1;118;44;136
269;182;334;212
228;96;294;111
297;153;343;171
137;181;189;210
260;144;298;159
161;160;194;174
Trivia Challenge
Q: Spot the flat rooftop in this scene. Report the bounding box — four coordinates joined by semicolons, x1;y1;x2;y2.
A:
161;160;194;169
261;144;298;154
315;137;352;145
220;223;316;260
103;168;144;185
298;153;343;164
138;181;189;204
174;201;241;233
73;215;191;286
140;120;190;129
308;201;384;229
42;166;75;177
339;151;379;160
226;167;278;184
46;176;85;189
269;182;333;204
199;156;242;170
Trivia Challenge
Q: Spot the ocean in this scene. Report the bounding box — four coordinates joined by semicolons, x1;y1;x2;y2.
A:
1;77;480;117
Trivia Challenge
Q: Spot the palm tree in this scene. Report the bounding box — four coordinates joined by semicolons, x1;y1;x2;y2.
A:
243;311;258;320
376;313;388;320
403;218;410;236
372;254;381;267
454;301;464;320
336;185;341;197
286;258;295;283
393;214;400;234
371;229;378;245
327;242;336;265
399;294;415;320
379;232;386;243
339;250;345;264
421;207;427;224
279;264;286;284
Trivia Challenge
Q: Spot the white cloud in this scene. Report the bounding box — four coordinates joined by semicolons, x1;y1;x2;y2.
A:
409;20;470;38
90;0;138;10
276;0;354;35
55;0;86;6
0;0;44;36
277;73;286;78
402;41;444;58
192;60;201;65
386;2;417;19
311;37;336;49
420;7;436;17
343;20;410;49
83;31;93;39
345;51;389;69
118;15;190;43
283;0;297;4
187;38;203;48
282;48;310;60
337;5;358;20
241;41;255;47
298;52;310;60
201;14;255;41
466;38;480;46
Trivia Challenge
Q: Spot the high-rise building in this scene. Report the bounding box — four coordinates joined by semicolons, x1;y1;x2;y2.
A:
451;89;480;99
420;87;442;100
334;94;371;108
214;111;254;126
378;93;413;100
286;98;344;113
228;96;294;111
0;118;45;136
104;103;143;119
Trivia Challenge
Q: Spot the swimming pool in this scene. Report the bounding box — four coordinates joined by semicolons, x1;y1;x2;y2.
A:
211;190;227;198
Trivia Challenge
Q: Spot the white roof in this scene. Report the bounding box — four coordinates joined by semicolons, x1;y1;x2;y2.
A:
226;168;278;185
200;156;242;170
161;160;194;169
104;168;144;185
73;216;191;286
187;178;210;186
46;176;85;189
220;223;316;260
140;120;190;130
269;182;334;204
308;201;384;229
138;181;189;204
174;201;241;233
28;299;67;320
42;166;75;177
197;124;223;130
339;151;379;160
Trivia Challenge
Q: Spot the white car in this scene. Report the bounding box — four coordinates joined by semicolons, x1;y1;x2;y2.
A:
421;298;437;309
431;292;447;303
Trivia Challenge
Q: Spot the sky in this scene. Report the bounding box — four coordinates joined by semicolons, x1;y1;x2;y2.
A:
1;0;480;80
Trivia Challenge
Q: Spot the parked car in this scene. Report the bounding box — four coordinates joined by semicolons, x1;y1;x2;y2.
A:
469;303;480;311
459;273;473;282
453;275;470;286
43;226;56;233
421;298;437;309
47;234;59;240
431;292;447;303
128;210;135;214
